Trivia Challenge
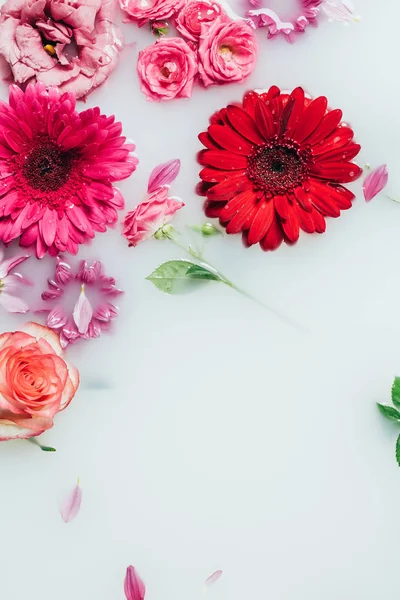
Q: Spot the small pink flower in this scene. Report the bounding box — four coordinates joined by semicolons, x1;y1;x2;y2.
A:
124;566;145;600
198;18;258;87
123;187;184;247
120;0;184;26
151;21;169;36
0;0;122;99
175;0;225;42
137;38;198;101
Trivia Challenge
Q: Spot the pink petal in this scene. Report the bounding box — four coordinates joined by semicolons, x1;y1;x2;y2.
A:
73;285;93;335
124;566;146;600
0;292;29;313
363;164;388;202
321;0;359;22
0;254;30;278
147;159;181;193
60;481;82;523
205;570;223;587
55;258;73;286
47;306;68;329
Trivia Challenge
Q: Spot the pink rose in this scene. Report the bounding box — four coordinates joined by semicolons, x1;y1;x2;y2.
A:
123;186;184;246
0;323;79;441
120;0;184;26
175;0;225;42
198;17;258;86
137;37;198;101
0;0;122;99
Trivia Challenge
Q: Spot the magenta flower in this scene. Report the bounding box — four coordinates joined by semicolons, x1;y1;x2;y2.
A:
124;566;145;600
0;83;138;258
0;0;122;99
137;38;198;101
0;248;30;313
40;257;123;348
123;186;184;246
198;18;258;87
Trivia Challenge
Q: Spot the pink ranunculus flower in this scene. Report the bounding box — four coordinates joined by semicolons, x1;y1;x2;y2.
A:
120;0;184;26
198;17;258;87
137;37;198;101
175;0;226;42
123;186;184;247
0;323;79;441
0;0;122;99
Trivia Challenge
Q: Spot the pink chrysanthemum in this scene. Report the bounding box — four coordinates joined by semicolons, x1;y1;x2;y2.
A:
0;83;138;258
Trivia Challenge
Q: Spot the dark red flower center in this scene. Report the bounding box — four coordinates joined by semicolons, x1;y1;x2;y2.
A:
22;143;76;192
247;141;311;196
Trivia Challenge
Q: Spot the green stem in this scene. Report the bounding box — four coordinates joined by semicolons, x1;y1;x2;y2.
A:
27;437;56;452
167;235;301;329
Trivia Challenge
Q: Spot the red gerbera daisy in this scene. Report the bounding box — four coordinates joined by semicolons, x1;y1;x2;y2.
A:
0;83;138;258
197;86;362;250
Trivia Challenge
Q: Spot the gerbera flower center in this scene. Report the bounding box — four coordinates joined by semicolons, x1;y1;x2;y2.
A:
247;141;310;195
22;142;76;192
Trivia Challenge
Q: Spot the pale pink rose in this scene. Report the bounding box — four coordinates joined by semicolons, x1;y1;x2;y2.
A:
123;186;184;246
175;0;225;42
0;323;79;441
120;0;184;26
137;37;198;101
0;0;122;99
198;17;258;87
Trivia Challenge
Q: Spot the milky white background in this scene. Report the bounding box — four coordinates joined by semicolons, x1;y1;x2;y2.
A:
0;0;400;598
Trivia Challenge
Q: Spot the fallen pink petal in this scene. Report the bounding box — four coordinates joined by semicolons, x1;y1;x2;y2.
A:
124;566;146;600
148;159;181;193
205;570;223;587
321;0;359;22
60;481;82;523
363;164;389;202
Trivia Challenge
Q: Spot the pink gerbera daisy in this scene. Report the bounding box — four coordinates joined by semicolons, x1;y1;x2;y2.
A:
0;83;138;258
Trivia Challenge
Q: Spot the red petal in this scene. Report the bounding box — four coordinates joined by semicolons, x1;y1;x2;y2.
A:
315;143;361;164
308;185;340;217
310;162;362;183
312;126;354;156
226;198;257;234
247;200;275;245
293;187;312;212
280;87;305;137
243;91;259;119
226;105;265;145
294;96;328;143
254;99;275;140
310;179;354;211
208;124;253;155
207;175;251;201
294;204;316;233
220;189;256;222
199;132;221;150
198;150;248;170
309;207;326;233
205;201;224;218
260;213;283;251
306;109;343;146
281;206;300;242
199;168;235;183
274;194;290;219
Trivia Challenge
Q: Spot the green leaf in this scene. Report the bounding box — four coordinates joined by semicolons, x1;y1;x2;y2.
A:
146;260;221;294
377;403;400;422
396;435;400;467
392;377;400;408
186;264;220;281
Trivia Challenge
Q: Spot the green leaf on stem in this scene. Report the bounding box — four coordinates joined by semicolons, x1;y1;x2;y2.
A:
377;403;400;422
392;377;400;408
146;260;222;294
396;434;400;467
27;437;56;452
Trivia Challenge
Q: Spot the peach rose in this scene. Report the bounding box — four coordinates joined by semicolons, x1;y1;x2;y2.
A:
0;323;79;441
198;17;258;87
137;38;198;101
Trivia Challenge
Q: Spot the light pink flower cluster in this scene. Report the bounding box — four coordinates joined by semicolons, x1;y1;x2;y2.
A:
128;0;257;101
123;159;184;246
40;257;123;348
0;0;122;99
247;0;322;42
